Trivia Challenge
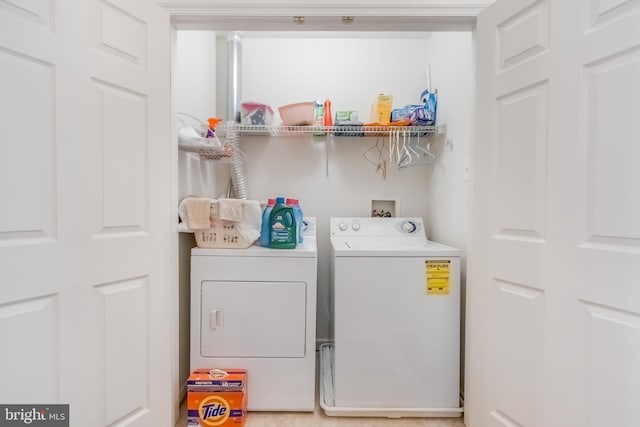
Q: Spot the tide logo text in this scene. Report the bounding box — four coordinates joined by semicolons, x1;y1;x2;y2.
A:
198;396;230;426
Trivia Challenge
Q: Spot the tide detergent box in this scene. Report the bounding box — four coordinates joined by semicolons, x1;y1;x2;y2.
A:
187;369;247;427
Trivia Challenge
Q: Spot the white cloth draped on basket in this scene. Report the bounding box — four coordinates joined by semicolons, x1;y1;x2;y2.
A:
178;197;262;247
182;197;212;230
218;198;244;222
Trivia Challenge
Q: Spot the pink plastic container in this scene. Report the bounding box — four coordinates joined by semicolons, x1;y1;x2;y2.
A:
278;101;315;126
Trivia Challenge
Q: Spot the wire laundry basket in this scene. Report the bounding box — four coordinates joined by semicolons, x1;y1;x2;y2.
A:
177;112;247;162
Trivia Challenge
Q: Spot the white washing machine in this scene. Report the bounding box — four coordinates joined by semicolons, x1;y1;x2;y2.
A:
190;218;317;411
320;217;462;418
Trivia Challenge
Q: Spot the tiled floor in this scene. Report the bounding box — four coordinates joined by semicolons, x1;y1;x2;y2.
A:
175;399;465;427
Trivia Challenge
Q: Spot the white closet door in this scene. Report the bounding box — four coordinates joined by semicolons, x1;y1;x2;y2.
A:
0;1;173;426
468;0;640;426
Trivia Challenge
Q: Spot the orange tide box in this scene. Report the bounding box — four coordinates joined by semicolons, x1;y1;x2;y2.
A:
187;369;247;427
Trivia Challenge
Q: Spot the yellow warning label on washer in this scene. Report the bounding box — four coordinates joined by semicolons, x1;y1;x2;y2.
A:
426;260;450;295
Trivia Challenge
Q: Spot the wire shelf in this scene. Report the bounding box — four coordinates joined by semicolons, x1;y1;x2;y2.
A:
215;124;446;137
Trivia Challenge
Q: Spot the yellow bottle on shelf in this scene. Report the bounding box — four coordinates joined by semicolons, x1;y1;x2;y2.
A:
370;94;393;125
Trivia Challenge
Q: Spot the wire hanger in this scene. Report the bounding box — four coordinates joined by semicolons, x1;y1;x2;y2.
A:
363;136;389;179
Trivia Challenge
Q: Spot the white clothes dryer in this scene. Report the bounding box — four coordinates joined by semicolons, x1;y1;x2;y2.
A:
191;218;317;411
321;217;462;418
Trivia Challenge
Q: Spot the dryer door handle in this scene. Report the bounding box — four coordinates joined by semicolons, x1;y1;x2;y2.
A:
210;310;224;329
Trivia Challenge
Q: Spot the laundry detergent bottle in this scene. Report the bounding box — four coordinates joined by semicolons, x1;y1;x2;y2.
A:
286;198;304;243
259;198;276;247
269;197;297;249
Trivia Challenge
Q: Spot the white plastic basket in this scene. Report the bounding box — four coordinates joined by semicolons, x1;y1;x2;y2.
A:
179;198;262;249
194;219;254;249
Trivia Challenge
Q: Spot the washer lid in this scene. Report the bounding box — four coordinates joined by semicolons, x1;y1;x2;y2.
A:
331;238;460;257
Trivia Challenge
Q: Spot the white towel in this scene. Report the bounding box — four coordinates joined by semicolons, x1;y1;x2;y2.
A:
235;200;262;243
182;197;212;230
218;198;244;222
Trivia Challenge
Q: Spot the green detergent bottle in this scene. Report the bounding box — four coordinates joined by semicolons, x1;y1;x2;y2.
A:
269;197;297;249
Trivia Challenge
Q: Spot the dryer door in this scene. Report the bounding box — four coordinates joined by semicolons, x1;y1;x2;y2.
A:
200;281;307;358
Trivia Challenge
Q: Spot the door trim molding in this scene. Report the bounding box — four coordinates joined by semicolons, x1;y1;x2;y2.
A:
158;1;491;31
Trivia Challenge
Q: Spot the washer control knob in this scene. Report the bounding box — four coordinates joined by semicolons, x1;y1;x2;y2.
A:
351;222;360;231
339;222;348;231
401;220;417;233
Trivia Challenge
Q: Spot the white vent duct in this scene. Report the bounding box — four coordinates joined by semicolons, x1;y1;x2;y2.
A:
227;32;242;123
226;32;248;199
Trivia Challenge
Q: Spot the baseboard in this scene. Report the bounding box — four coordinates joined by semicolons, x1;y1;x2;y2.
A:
179;380;187;403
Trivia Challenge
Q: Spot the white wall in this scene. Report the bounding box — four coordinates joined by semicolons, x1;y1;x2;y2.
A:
174;30;227;393
240;33;440;341
422;31;474;388
423;32;473;251
174;30;474;358
174;30;229;199
241;33;433;125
